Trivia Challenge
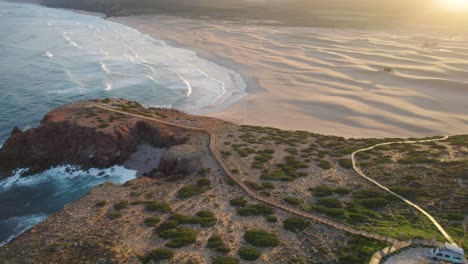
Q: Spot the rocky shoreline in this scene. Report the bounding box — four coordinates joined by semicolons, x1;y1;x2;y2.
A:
0;100;192;178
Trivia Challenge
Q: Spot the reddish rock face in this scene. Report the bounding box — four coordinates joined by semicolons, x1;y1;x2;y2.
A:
0;102;189;178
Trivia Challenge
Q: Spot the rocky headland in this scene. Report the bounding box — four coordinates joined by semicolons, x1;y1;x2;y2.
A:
0;99;466;263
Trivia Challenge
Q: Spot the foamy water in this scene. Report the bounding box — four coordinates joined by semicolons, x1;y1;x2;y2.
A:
0;165;137;246
0;0;246;247
0;1;246;144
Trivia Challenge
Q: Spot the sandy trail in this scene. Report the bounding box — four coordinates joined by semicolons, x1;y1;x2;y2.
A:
112;15;468;138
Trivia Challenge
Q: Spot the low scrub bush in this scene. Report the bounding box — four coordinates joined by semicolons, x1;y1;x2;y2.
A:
262;182;275;189
230;196;248;207
318;159;332;170
260;170;294;182
178;184;204;198
213;256;240;264
338;158;353;169
144;217;160;227
283;217;311;233
244;229;280;247
238;247;262;261
312;185;333;197
158;227;198;248
207;235;230;253
197;178;212;187
141;248;174;263
237;204;273;217
244;180;264;191
284;196;302;206
144;201;172;213
113;200;129;210
317;198;343;208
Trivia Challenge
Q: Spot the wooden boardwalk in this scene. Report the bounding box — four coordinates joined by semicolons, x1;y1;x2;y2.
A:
95;104;400;244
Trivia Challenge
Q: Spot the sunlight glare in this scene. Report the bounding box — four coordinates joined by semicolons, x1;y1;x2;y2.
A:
437;0;468;12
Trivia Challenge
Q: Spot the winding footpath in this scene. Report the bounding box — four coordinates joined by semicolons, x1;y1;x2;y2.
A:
351;136;456;245
94;104;452;247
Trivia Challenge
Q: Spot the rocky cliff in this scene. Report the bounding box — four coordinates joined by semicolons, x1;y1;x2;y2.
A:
0;100;191;178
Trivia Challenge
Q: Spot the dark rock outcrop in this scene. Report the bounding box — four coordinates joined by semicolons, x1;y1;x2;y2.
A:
0;103;189;177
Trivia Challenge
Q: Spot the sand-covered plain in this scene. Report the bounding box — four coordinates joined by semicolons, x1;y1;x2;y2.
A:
112;15;468;138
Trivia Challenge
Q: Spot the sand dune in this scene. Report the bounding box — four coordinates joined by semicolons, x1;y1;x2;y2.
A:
113;15;468;138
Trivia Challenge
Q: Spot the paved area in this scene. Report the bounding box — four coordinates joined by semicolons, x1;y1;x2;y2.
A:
383;248;448;264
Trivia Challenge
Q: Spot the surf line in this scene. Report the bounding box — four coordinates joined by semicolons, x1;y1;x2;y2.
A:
100;61;110;74
177;59;227;104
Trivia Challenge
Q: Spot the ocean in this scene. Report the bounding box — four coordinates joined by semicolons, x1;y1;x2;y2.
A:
0;1;246;246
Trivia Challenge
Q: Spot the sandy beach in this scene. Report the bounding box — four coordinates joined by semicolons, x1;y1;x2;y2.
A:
111;15;468;138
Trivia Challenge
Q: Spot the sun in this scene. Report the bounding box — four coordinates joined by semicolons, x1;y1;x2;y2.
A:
437;0;468;12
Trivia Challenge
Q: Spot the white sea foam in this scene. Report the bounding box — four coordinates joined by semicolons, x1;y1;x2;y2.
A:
100;61;110;74
0;165;136;191
177;74;193;96
62;32;81;49
105;82;112;90
0;213;48;247
45;51;53;58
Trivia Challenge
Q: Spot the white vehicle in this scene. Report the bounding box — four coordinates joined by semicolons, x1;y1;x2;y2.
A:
430;243;465;264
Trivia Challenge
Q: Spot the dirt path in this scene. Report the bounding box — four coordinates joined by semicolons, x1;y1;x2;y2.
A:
94;104;402;244
351;136;456;245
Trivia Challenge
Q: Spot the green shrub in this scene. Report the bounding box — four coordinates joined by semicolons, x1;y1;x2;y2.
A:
283;217;311;233
353;189;385;199
312;206;346;219
263;149;275;154
285;156;308;168
237;204;273;217
334;187;351;195
262;182;275;189
317;198;343;208
98;123;109;129
255;154;273;163
95;200;106;207
207;235;230;253
445;213;464;221
318;159;332;170
286;148;299;155
207;235;224;248
221;150;232;157
158;220;180;231
197;178;212;187
284;196;302;206
141;248;174;263
101;98;111;104
338;159;353;169
313;185;333;197
251;160;266;170
357;198;388;209
213;256;240;264
238;247;262;261
244;229;280;247
165;174;186;182
113;200;129;210
144;217;160;227
108;212;122;219
266;215;278;223
244;180;264;191
190;211;217;227
230;196;248;207
260;170;294;182
144;201;172;213
178;184;204;198
158;227;198;248
196;210;214;218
